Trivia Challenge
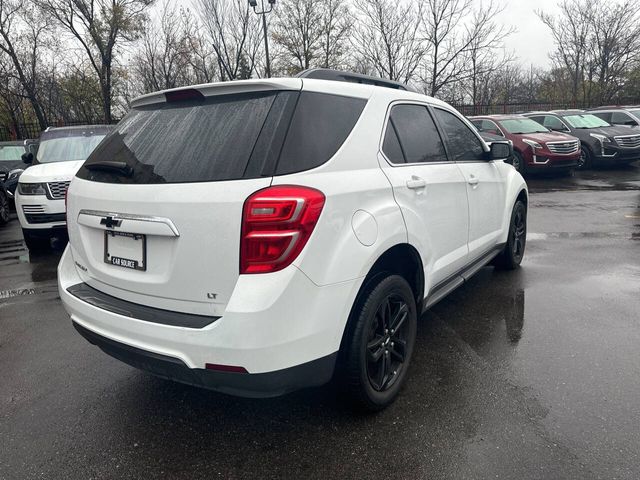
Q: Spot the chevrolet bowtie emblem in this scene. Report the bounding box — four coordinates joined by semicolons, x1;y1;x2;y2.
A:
100;216;122;229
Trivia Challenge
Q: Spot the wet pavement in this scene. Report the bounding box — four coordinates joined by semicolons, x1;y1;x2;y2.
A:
1;166;639;479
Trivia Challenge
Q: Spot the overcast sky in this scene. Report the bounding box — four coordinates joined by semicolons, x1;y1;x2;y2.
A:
497;0;561;67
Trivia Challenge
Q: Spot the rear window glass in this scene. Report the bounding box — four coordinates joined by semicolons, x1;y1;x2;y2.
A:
78;90;366;184
384;104;447;164
275;92;366;175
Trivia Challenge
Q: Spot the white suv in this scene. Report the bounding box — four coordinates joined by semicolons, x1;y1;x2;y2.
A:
58;70;527;410
16;126;110;250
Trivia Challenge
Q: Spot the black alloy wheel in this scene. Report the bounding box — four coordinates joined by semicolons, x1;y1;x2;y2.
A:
494;199;527;270
341;274;417;411
366;293;410;392
511;203;526;262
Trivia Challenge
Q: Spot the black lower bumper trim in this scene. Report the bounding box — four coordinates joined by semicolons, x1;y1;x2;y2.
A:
67;282;219;328
73;322;337;398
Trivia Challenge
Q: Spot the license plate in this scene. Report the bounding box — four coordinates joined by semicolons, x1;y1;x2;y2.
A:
104;231;147;271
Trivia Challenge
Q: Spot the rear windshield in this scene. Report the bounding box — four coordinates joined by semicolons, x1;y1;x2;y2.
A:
0;145;24;162
77;90;366;184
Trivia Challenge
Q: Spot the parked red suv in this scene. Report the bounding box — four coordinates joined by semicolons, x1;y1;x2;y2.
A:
469;115;580;174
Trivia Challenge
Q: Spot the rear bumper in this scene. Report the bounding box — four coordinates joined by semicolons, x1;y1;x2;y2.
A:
58;246;361;396
73;321;337;398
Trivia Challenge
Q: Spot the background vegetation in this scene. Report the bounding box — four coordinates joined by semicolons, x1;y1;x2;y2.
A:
1;0;639;137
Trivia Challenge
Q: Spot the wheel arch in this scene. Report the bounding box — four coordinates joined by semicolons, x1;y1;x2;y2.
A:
336;243;424;365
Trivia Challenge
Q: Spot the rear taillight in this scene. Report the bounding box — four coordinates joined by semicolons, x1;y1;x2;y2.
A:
240;185;325;274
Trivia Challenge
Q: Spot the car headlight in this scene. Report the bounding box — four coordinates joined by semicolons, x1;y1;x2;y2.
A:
589;133;611;144
523;139;543;149
18;182;47;195
8;169;24;181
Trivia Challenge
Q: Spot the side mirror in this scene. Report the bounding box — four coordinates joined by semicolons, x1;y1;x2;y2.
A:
489;141;512;160
22;152;33;165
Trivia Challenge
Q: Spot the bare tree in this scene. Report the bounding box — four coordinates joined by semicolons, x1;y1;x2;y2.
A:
38;0;154;123
132;0;195;93
271;0;351;74
196;0;263;80
588;0;640;103
420;0;512;97
0;0;54;129
537;0;594;104
351;0;423;84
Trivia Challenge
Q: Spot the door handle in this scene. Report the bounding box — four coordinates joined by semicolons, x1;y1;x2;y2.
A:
468;176;479;186
406;176;427;190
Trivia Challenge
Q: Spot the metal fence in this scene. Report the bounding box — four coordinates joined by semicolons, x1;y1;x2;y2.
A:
0;119;117;141
2;98;640;141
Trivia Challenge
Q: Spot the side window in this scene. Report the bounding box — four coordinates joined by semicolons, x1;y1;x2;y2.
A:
382;122;405;164
593;112;612;123
433;108;485;161
611;112;637;126
539;115;566;131
482;120;503;136
382;104;447;164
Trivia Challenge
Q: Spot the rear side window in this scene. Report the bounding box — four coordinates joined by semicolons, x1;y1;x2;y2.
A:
78;90;365;184
383;104;447;164
275;92;366;175
433;108;485;161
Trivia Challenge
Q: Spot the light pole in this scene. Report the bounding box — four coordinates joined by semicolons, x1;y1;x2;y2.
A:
249;0;275;78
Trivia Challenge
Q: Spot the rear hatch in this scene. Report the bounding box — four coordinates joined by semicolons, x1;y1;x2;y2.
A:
67;79;368;316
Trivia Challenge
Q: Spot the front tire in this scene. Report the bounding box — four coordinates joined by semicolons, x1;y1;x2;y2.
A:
0;191;9;225
341;275;417;411
494;200;527;270
512;151;526;174
578;146;592;170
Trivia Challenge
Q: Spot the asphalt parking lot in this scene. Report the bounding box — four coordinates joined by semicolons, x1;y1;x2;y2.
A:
1;166;639;480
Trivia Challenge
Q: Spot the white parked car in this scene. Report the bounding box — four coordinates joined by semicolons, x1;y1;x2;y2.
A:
16;126;111;250
58;70;527;410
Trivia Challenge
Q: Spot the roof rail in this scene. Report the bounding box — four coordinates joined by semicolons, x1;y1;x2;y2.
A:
296;68;418;93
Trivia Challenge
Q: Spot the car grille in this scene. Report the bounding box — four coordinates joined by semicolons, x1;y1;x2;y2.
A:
24;212;66;224
547;140;580;154
0;171;7;183
47;181;70;200
614;134;640;148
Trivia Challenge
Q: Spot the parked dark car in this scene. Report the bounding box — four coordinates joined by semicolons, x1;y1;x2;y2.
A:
587;107;640;128
524;111;640;169
470;115;580;174
0;140;33;201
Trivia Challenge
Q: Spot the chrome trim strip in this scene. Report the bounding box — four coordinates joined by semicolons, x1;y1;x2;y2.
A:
78;209;180;237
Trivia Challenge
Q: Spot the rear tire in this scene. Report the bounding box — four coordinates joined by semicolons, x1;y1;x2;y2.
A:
22;229;51;252
340;275;417;411
0;191;9;225
494;200;527;270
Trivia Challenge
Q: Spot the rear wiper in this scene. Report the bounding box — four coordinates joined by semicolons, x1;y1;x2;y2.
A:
85;161;133;177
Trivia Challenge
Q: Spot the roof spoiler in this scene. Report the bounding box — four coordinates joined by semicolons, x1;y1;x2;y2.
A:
297;68;418;93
